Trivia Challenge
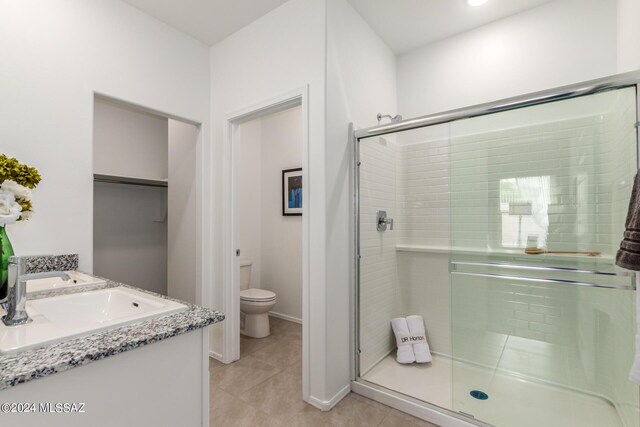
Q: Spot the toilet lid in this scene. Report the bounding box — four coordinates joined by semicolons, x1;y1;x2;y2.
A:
240;288;276;302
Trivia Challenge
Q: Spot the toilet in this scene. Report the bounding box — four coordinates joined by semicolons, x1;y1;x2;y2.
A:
239;260;277;338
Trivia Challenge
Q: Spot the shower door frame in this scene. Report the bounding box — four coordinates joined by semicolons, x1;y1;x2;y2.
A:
352;71;640;427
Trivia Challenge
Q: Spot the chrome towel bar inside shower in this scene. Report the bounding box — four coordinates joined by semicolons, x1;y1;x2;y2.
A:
450;271;635;290
450;260;633;277
450;261;636;290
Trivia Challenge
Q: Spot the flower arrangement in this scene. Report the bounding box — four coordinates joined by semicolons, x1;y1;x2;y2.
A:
0;154;41;225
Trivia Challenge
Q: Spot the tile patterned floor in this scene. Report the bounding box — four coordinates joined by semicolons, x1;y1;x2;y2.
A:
209;317;440;426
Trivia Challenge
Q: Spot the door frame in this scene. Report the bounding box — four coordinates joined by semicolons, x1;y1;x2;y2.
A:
221;86;310;398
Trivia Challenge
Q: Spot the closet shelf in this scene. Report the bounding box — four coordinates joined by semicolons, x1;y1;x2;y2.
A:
94;173;168;188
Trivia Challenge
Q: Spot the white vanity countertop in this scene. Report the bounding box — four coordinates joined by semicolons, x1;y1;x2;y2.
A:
0;278;224;391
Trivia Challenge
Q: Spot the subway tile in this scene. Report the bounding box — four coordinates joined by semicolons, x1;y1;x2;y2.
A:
515;311;545;323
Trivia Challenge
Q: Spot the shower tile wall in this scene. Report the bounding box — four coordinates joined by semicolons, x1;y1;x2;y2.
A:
359;137;402;374
395;138;452;355
449;113;632;255
396;138;450;248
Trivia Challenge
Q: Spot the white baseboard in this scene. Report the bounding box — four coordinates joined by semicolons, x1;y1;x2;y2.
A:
209;350;225;363
269;311;302;324
307;384;351;412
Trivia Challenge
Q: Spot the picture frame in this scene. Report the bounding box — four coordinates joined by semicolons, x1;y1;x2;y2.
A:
282;168;302;216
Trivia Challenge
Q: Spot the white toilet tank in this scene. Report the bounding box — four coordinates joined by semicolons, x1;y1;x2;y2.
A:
240;260;252;291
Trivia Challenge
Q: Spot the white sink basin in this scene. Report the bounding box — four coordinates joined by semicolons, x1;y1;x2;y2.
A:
27;271;106;293
0;287;187;355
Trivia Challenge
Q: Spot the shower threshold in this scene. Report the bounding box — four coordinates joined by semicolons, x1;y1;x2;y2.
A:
361;354;624;427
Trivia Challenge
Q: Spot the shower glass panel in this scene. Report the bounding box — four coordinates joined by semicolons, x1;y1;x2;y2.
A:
449;88;638;427
357;86;639;427
358;123;453;410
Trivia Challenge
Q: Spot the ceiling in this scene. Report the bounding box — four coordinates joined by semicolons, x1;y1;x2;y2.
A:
120;0;290;46
121;0;554;52
346;0;555;54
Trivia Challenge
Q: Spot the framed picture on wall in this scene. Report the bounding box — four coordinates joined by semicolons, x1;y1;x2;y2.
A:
282;168;302;216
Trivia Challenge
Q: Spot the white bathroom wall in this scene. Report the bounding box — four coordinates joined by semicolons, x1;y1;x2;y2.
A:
238;120;264;290
260;106;303;321
0;0;210;273
396;0;618;118
208;0;329;404
617;0;640;73
325;0;398;390
168;119;199;304
93;98;168;180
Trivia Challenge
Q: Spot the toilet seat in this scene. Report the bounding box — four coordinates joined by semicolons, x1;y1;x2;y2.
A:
240;288;276;303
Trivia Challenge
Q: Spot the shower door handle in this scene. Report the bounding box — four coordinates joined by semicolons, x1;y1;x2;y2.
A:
376;211;394;232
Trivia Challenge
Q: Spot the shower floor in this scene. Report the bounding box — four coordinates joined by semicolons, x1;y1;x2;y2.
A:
362;354;623;427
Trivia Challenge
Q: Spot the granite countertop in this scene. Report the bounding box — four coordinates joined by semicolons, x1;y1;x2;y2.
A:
0;272;224;391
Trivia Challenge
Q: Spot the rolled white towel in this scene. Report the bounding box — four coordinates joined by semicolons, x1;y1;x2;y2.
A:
391;317;415;364
406;315;432;363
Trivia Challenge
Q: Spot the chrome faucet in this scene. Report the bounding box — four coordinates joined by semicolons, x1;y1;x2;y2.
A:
2;256;70;326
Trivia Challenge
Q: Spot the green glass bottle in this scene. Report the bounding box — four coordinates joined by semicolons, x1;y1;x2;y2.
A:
0;226;14;302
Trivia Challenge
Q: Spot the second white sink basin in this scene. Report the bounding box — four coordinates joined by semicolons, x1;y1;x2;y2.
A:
0;287;187;355
27;271;106;293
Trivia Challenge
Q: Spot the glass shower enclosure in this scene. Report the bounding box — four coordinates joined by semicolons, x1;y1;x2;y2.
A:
354;78;640;427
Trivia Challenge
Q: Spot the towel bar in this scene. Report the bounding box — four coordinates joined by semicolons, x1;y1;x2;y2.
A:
449;261;632;277
450;271;635;290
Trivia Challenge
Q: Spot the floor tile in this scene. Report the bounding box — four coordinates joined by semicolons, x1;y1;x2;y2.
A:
210;387;286;427
251;339;302;371
241;333;280;356
210;355;280;396
209;357;223;370
238;370;307;423
269;317;302;340
210;318;441;427
329;393;389;426
348;392;392;414
380;408;441;427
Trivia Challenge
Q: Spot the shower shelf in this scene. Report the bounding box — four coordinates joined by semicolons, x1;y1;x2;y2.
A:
94;173;168;188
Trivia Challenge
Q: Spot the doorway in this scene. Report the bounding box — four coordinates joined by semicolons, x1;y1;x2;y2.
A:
92;95;202;305
237;104;303;350
219;87;310;402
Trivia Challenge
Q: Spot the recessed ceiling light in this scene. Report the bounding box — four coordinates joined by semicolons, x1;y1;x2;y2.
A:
467;0;489;6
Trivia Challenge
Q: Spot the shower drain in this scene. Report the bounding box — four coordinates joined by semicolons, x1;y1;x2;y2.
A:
469;390;489;400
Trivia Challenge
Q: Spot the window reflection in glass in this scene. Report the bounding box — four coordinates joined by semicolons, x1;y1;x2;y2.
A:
500;176;550;248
